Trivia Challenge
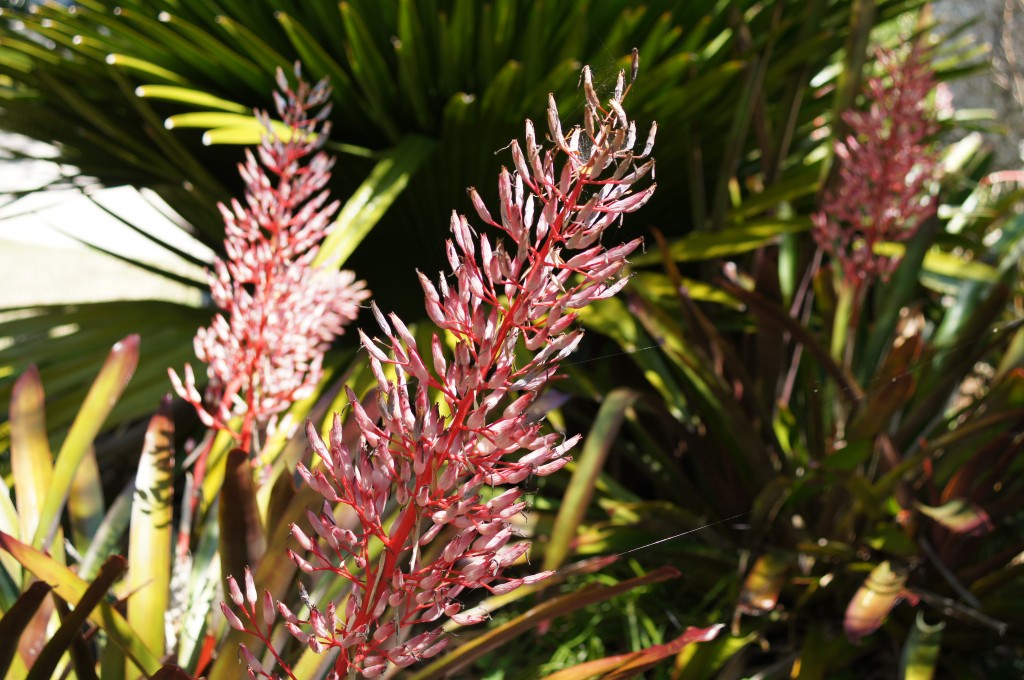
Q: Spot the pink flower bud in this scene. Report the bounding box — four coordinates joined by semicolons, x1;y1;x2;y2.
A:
243;567;257;605
221;602;246;631
227;575;244;607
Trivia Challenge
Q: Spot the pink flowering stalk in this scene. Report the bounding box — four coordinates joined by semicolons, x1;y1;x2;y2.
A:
813;44;941;288
225;53;656;678
170;66;369;459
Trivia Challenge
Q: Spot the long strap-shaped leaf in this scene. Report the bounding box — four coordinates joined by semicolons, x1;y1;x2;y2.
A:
544;388;640;572
127;398;175;666
0;580;51;674
9;367;56;554
0;532;161;676
32;336;139;551
408;566;684;680
26;556;128;680
545;624;724;680
314;134;436;269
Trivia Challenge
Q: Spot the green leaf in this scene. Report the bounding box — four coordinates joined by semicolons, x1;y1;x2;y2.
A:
32;335;140;552
339;1;401;141
26;556;127;680
545;624;723;680
68;444;105;557
0;531;161;676
632;219;812;265
900;612;944;680
314;134;436;269
544;388;639;572
105;54;188;84
127;398;175;661
79;482;135;582
872;242;999;283
134;85;249;113
409;566;684;680
9;366;54;547
163;111;272;132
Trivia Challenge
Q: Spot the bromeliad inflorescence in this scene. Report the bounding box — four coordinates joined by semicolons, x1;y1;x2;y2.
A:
170;66;369;457
813;44;943;288
225;51;657;678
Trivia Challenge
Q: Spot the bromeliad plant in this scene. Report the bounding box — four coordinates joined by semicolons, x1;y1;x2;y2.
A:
0;0;938;454
217;53;722;678
537;37;1024;679
0;54;725;679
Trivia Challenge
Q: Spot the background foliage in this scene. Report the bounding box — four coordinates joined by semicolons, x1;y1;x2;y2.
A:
0;0;1021;678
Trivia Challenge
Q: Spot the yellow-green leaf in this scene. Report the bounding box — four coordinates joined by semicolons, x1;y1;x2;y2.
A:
632;219;812;265
127;398;175;662
105;54;188;84
33;335;139;551
0;531;161;676
873;242;999;283
9;366;53;548
134;85;248;113
314;134;436;269
544;388;639;572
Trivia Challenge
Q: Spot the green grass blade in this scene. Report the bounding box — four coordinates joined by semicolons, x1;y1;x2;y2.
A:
544;388;639;572
32;336;140;552
127;398;175;663
395;0;434;129
211;15;292;75
339;1;400;141
274;11;359;108
0;531;161;676
821;0;875;187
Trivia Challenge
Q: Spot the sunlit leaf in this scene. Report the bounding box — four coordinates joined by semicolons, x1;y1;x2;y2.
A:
134;85;248;113
737;553;789;616
26;555;127;680
544;388;639;572
915;499;993;536
314;134;436;269
844;561;909;643
0;531;161;676
32;335;139;551
409;566;683;680
900;612;944;680
127;398;175;660
9;366;54;548
544;624;723;680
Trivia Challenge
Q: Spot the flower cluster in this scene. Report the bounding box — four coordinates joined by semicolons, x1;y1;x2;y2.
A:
170;67;369;453
228;54;656;678
813;45;942;287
